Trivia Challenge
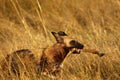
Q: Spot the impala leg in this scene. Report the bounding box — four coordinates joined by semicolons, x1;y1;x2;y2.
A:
72;48;105;57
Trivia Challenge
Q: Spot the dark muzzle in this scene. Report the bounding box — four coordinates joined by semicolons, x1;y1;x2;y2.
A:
70;40;84;49
69;40;84;54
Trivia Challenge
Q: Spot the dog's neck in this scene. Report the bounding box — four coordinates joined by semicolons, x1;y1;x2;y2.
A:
52;43;72;64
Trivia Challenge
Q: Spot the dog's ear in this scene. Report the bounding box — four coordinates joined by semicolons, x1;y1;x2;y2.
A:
57;31;67;36
51;32;63;43
51;31;67;43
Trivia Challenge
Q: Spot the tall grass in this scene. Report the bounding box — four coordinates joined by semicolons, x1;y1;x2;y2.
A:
0;0;120;80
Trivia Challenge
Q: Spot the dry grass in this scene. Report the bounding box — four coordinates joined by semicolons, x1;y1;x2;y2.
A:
0;0;120;80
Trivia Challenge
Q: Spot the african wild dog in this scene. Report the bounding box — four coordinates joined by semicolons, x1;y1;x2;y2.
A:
38;31;104;76
38;31;84;76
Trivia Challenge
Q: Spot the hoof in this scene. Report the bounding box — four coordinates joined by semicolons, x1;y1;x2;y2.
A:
98;53;105;57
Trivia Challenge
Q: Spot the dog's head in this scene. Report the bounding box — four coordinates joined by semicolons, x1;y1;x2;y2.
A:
51;31;84;49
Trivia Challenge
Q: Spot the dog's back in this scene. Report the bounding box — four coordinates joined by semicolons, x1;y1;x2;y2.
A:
0;49;37;77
